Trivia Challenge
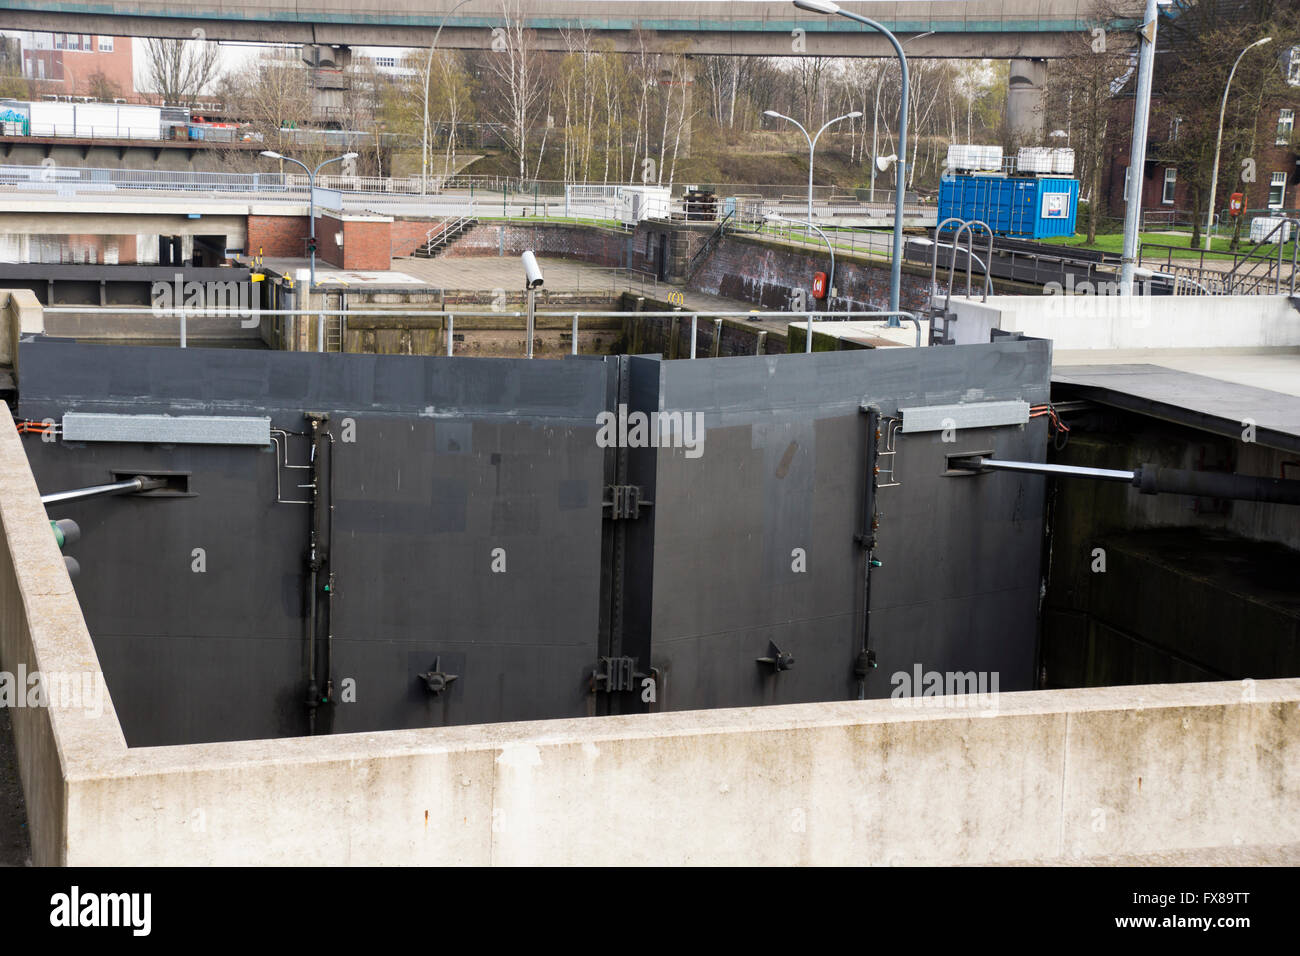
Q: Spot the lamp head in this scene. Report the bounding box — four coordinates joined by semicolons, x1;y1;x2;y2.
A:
846;111;863;119
793;0;841;14
260;150;282;159
875;154;898;172
763;110;781;118
1253;36;1273;48
341;151;359;160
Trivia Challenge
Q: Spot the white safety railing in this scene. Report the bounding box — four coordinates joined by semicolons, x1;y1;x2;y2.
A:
43;307;926;352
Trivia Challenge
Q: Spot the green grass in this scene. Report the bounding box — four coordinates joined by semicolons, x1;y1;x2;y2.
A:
1039;231;1297;262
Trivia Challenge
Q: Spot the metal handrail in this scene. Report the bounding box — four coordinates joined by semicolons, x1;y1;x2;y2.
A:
44;306;927;349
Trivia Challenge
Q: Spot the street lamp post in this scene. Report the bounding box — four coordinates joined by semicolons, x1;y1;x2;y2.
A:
794;0;910;319
422;0;475;197
1204;36;1272;251
763;108;861;231
767;212;834;353
871;31;933;203
1119;0;1159;295
261;150;359;352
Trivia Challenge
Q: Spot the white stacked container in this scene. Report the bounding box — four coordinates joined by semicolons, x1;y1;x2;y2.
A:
946;144;975;171
1249;217;1292;244
1049;148;1075;175
1017;147;1052;174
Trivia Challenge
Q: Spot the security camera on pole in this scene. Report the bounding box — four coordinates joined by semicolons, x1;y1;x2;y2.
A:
522;251;544;358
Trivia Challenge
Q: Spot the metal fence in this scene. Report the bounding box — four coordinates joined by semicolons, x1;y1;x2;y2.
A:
0;163;293;193
42;306;926;353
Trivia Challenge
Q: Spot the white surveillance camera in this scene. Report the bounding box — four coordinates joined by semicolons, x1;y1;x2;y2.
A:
521;250;544;289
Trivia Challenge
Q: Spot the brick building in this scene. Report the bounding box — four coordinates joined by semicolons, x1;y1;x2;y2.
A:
1101;40;1299;226
17;32;134;99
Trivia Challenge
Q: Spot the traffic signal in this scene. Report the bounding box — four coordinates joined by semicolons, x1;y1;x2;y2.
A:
50;518;80;578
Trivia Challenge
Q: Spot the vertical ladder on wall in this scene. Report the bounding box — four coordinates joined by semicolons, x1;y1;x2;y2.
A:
325;312;344;352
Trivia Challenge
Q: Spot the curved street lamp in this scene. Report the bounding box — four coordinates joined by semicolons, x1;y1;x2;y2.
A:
763;108;862;229
767;212;835;353
1204;36;1272;251
261;150;359;351
794;0;910;320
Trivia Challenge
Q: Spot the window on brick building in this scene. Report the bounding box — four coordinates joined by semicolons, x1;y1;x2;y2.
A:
1269;172;1287;209
1279;109;1294;147
98;37;113;52
1162;168;1176;205
82;35;91;51
54;34;65;50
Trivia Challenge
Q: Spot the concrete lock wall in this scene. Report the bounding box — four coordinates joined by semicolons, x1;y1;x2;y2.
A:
1;360;1298;863
55;679;1300;866
947;294;1300;349
691;235;936;313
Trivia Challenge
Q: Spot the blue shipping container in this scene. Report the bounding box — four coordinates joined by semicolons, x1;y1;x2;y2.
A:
938;175;1079;239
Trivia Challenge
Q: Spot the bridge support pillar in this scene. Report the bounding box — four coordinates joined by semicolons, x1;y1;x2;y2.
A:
1006;58;1047;144
304;45;352;127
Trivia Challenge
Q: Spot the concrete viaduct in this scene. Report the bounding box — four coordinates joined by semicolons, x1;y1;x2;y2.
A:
0;1;1141;141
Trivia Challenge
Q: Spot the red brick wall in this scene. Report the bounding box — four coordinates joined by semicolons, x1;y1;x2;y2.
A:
320;215;392;270
246;215;309;258
390;219;440;258
444;222;627;265
1103;96;1300;219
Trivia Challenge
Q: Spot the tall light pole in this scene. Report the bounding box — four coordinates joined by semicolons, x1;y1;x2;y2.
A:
767;212;835;353
794;0;909;319
1204;36;1272;251
422;0;475;197
871;31;933;203
1119;0;1160;295
261;150;359;351
764;109;861;229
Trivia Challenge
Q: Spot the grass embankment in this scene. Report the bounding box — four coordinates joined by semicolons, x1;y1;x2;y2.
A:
1040;231;1296;262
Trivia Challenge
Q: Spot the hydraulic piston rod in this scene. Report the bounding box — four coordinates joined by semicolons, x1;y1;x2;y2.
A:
952;456;1300;506
40;476;167;505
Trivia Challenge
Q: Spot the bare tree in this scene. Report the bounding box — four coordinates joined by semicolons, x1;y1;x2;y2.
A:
142;37;222;107
484;0;546;180
220;54;316;162
1049;25;1135;242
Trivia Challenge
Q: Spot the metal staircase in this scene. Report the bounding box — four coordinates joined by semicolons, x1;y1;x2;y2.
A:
685;211;733;281
412;215;478;258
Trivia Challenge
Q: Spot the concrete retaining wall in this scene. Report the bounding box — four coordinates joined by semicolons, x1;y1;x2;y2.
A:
0;416;127;866
948;294;1300;348
689;234;935;313
49;676;1300;865
0;359;1296;865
